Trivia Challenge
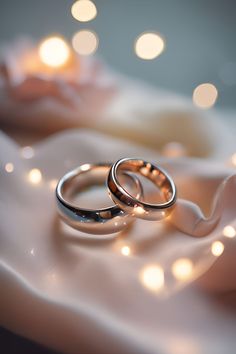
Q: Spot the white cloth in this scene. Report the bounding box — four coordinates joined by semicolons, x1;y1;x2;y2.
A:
1;124;236;354
1;40;236;352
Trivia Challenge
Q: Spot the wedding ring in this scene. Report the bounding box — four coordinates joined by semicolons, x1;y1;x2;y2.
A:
56;163;143;235
107;158;176;221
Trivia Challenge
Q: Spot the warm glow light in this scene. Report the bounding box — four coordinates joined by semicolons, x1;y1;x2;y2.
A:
135;32;165;60
168;338;199;354
39;36;70;68
193;83;218;109
231;153;236;166
134;206;145;215
172;258;193;281
80;164;91;172
72;30;98;55
139;264;164;292
121;245;131;256
5;163;14;173
211;241;224;257
71;0;97;22
28;168;42;184
21;146;34;159
223;225;236;238
162;142;187;158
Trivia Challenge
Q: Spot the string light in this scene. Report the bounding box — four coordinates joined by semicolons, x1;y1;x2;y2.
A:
135;32;165;60
193;83;218;109
121;245;131;256
162;142;187;158
139;264;164;292
21;146;34;159
230;153;236;166
171;258;193;281
72;30;98;55
71;0;97;22
28;168;42;184
5;163;14;173
134;206;145;216
211;241;224;257
223;225;236;238
39;36;70;68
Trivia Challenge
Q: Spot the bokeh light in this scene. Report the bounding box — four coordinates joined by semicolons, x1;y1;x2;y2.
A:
5;162;14;173
28;168;42;184
134;206;145;216
72;30;98;55
171;258;193;281
71;0;97;22
211;241;224;257
121;245;131;256
135;32;165;60
39;36;70;68
223;225;236;238
162;142;187;158
193;83;218;109
21;146;34;159
139;264;164;292
230;153;236;166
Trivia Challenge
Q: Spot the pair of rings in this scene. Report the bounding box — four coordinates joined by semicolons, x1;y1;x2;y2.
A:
56;158;176;236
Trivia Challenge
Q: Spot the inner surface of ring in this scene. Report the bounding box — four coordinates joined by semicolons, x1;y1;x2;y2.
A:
62;167;108;201
116;160;174;206
57;164;144;234
61;165;141;211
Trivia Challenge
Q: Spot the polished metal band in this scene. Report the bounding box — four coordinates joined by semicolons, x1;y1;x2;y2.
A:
107;158;176;221
56;163;143;235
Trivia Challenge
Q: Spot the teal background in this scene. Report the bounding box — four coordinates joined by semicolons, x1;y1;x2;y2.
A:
1;0;235;108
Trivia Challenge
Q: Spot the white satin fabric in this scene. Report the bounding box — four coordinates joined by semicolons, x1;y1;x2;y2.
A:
1;123;236;354
0;39;236;352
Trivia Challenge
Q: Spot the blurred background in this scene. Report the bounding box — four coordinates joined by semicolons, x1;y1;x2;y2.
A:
1;0;236;109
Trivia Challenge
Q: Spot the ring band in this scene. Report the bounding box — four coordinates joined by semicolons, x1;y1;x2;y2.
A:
56;163;143;235
107;158;176;221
